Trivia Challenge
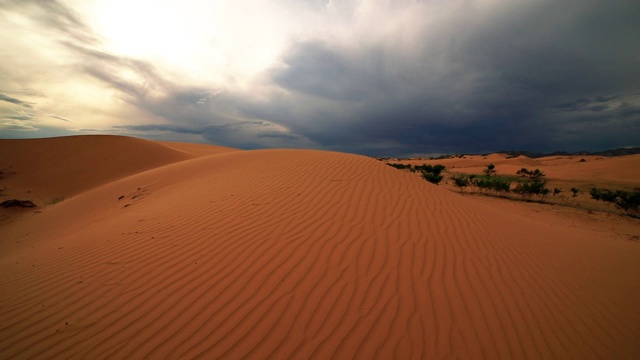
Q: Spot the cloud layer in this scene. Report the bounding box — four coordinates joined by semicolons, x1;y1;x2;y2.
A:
1;0;639;155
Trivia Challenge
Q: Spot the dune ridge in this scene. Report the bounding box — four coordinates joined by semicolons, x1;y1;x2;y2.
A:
1;137;639;359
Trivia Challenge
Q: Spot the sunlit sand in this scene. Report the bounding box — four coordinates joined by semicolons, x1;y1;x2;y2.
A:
1;135;639;358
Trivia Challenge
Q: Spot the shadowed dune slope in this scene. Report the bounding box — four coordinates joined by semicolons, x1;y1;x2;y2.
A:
1;149;639;359
0;135;193;202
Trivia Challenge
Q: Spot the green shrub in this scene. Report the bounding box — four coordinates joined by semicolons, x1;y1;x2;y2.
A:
491;177;512;193
415;164;445;173
420;164;446;185
473;177;511;194
516;168;545;179
512;168;549;199
387;163;412;170
615;191;640;217
591;188;640;216
422;171;443;185
451;174;470;191
570;187;579;197
513;179;549;199
483;164;496;177
590;188;617;203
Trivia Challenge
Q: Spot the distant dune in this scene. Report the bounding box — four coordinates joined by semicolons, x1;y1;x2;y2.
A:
1;136;639;358
399;153;640;186
0;136;191;203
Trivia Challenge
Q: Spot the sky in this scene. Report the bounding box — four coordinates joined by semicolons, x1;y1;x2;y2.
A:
0;0;639;156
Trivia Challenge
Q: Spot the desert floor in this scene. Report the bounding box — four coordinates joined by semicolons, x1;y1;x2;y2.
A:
390;153;640;216
1;136;639;359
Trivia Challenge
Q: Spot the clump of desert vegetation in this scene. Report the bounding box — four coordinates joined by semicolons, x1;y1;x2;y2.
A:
450;165;553;200
419;164;446;185
387;159;638;217
386;163;412;170
386;162;446;185
450;164;640;217
483;163;497;177
451;173;471;192
512;167;550;199
590;188;640;217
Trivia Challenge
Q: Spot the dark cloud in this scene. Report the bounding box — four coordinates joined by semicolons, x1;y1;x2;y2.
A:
0;122;39;131
113;124;204;135
112;121;314;150
0;94;34;108
2;115;33;121
0;124;77;137
257;0;640;155
60;41;169;103
257;132;302;140
0;92;72;124
51;36;315;149
48;114;71;122
0;89;46;97
199;121;314;149
56;40;250;133
273;42;387;102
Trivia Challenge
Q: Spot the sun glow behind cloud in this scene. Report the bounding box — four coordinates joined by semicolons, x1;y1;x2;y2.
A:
81;0;293;88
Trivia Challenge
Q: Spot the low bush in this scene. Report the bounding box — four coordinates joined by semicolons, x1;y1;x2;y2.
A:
570;187;579;197
516;168;545;179
451;174;470;191
387;163;412;170
590;188;617;203
420;164;446;185
591;188;640;217
512;168;549;199
513;179;549;199
483;164;496;177
615;191;640;217
422;172;443;184
473;177;512;194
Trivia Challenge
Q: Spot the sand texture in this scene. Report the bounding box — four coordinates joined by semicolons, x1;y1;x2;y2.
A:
1;136;639;359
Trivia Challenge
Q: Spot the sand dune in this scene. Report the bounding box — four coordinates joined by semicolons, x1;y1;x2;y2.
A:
538;154;640;185
1;136;639;359
0;135;198;204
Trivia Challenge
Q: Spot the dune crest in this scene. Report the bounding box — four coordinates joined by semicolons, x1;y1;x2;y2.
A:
1;139;639;358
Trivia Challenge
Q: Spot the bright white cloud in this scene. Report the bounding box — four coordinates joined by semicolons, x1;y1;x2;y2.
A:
75;0;299;89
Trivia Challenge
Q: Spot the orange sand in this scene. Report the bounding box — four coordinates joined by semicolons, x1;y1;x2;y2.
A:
1;136;639;359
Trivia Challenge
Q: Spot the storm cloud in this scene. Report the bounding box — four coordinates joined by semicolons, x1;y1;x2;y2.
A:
1;0;638;155
258;0;640;154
